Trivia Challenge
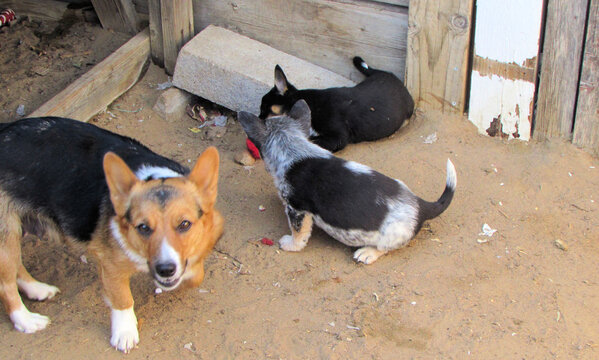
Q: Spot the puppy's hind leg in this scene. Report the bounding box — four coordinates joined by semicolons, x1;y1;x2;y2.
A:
279;206;313;252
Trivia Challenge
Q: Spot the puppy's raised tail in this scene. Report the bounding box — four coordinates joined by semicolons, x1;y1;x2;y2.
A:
417;159;457;221
353;56;379;77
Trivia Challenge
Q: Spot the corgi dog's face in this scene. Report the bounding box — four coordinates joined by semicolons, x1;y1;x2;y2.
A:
103;147;220;290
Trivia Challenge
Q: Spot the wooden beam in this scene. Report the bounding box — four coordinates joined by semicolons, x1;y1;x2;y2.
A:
573;0;599;156
29;29;150;122
161;0;194;75
91;0;139;35
534;0;588;140
406;0;474;113
147;0;164;67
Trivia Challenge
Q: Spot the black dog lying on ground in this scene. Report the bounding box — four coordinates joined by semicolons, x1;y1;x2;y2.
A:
239;100;456;264
258;56;414;152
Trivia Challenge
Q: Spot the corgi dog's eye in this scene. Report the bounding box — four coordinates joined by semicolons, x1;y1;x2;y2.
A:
177;220;192;233
136;223;153;236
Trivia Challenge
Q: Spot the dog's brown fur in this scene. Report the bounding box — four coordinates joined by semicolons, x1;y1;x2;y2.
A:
0;146;223;351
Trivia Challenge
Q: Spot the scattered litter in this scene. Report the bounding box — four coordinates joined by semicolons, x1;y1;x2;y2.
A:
554;239;568;251
261;237;274;246
568;172;573;177
258;205;266;212
373;292;379;302
183;342;196;353
246;138;261;159
188;127;202;133
16;104;25;116
0;9;16;28
106;110;117;118
155;288;163;294
430;238;442;243
556;310;561;322
500;183;505;186
346;325;360;330
591;166;595;169
328;322;335;327
411;301;417;305
32;65;50;76
156;78;172;90
273;281;281;287
479;223;497;237
198;289;209;293
213;115;227;127
477;238;489;244
369;107;375;112
80;255;88;264
423;132;437;144
186;104;206;122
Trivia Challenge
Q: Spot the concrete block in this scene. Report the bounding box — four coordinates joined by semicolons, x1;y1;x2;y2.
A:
153;87;192;122
173;25;356;114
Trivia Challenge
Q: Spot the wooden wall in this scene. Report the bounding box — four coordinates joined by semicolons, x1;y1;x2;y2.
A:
191;0;409;82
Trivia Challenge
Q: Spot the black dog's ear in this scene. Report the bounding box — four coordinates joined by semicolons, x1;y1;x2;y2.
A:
237;111;267;147
288;100;311;136
274;65;289;95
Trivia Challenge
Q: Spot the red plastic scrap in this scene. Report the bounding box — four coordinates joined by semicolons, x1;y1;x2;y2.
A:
260;237;274;246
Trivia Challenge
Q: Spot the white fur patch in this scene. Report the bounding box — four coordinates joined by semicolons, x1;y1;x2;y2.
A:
110;219;148;272
279;234;307;252
10;305;50;333
135;165;182;181
17;279;60;301
446;159;457;190
110;306;139;353
309;127;319;137
344;161;372;175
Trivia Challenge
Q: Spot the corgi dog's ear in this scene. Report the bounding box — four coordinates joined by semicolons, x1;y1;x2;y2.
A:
189;146;220;210
104;152;139;216
237;111;267;150
288;100;312;136
274;65;289;95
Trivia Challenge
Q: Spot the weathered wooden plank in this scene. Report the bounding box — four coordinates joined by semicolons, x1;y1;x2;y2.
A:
148;0;164;67
406;0;473;113
193;0;408;82
573;0;599;156
468;0;544;141
161;0;194;75
534;0;588;141
29;29;150;122
91;0;139;34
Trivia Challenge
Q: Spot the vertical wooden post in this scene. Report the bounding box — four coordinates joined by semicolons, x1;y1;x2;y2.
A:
161;0;194;75
534;0;588;140
148;0;164;67
90;0;139;35
406;0;474;113
573;0;599;156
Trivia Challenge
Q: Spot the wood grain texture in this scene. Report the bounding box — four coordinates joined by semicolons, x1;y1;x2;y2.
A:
29;29;150;122
148;0;164;67
193;0;409;82
91;0;139;34
406;0;473;112
534;0;588;140
573;0;599;156
161;0;194;75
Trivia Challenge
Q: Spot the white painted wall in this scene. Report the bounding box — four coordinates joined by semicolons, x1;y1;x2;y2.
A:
468;0;544;140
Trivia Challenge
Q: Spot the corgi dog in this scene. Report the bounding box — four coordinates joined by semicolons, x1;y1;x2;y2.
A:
258;56;414;152
0;117;223;352
238;100;455;264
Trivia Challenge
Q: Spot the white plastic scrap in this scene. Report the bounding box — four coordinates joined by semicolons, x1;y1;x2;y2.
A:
156;78;173;90
213;115;228;127
423;132;437;144
16;104;25;116
479;223;497;237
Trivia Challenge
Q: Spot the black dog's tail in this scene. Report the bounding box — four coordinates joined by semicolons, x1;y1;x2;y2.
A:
417;159;457;221
353;56;381;77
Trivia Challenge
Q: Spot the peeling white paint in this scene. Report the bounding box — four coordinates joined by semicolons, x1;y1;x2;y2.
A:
473;0;544;65
468;0;543;141
469;72;533;141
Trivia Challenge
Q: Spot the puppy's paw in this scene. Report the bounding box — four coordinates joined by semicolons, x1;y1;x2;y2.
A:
18;280;60;301
279;235;306;252
111;307;139;353
353;247;387;264
10;307;50;333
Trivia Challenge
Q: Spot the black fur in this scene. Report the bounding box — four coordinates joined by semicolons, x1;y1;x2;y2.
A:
0;117;188;241
285;157;402;231
259;56;415;152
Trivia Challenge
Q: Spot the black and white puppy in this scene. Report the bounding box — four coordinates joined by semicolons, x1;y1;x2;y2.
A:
258;56;415;152
239;100;456;264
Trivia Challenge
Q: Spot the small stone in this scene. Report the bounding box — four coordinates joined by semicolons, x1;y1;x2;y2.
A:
234;150;256;166
554;239;568;251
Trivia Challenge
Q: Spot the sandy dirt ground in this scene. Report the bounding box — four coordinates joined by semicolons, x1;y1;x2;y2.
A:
1;17;599;360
